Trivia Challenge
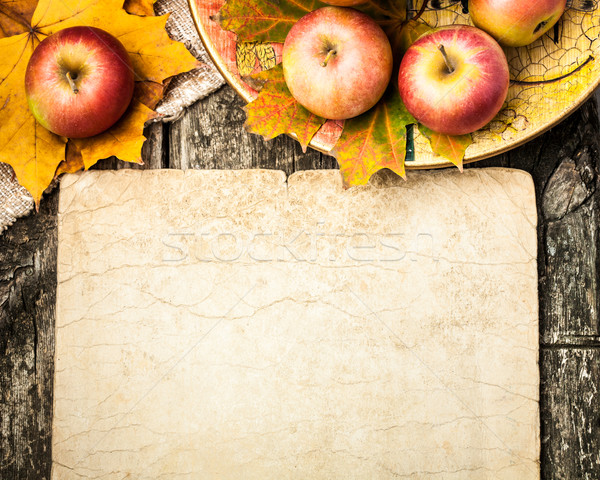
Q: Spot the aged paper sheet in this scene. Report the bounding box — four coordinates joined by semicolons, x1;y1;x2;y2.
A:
54;169;539;479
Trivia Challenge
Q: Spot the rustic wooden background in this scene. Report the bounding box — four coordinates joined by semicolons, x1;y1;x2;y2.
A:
1;84;599;479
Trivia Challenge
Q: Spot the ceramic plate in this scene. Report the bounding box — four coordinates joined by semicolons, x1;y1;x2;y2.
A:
190;0;600;168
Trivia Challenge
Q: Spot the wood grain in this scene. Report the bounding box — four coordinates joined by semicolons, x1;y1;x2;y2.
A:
0;190;58;480
168;85;337;174
541;348;600;480
0;85;599;478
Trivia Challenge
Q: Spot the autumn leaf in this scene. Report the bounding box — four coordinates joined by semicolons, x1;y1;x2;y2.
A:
110;11;197;85
218;0;406;44
0;0;36;38
134;79;168;110
74;101;153;169
218;0;325;43
418;124;472;171
360;0;407;32
0;31;66;204
244;65;325;151
237;41;277;76
332;87;416;187
356;0;407;23
0;0;198;206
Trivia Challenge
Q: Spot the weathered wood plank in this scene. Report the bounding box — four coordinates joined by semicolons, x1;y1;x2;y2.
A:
0;189;58;480
513;100;599;346
540;348;600;480
535;102;600;479
168;86;337;173
543;197;599;343
142;122;167;170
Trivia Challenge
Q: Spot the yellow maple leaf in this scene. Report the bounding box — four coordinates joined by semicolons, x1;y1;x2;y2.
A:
0;0;198;207
74;100;153;169
0;31;66;204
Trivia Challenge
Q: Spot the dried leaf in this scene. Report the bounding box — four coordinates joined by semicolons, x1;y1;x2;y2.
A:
360;0;407;27
218;0;324;43
418;125;472;171
30;0;111;29
0;32;66;207
73;100;153;169
237;41;277;76
123;0;156;16
0;0;37;38
9;119;67;203
369;0;407;17
0;0;197;205
58;100;154;174
244;65;325;151
110;12;198;84
219;0;407;44
333;87;416;187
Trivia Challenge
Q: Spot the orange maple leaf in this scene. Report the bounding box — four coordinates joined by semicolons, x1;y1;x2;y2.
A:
333;86;415;187
244;65;326;152
0;0;198;206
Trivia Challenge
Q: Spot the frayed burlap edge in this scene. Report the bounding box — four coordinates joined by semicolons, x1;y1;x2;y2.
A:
0;164;35;233
154;0;225;121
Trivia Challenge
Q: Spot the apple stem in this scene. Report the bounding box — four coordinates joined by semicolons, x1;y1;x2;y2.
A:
66;72;79;94
321;49;336;68
438;45;455;74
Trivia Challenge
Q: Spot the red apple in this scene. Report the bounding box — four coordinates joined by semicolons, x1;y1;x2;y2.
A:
25;26;135;138
282;6;393;120
469;0;567;47
398;26;509;136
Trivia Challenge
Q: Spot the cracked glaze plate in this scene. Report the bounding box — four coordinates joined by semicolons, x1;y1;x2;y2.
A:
189;0;600;168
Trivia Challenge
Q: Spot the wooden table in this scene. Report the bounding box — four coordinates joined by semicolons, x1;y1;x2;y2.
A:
1;84;599;479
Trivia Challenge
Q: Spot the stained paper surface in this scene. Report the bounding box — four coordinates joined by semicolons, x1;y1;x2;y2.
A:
54;169;539;479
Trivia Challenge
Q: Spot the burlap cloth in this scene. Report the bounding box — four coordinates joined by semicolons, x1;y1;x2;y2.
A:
0;0;224;233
